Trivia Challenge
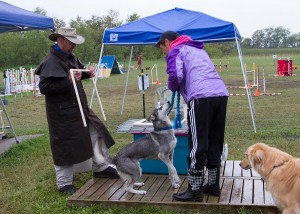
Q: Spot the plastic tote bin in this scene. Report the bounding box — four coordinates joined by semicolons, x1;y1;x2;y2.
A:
131;132;188;175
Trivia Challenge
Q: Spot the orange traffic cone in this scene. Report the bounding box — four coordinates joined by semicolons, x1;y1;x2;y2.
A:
155;80;160;85
254;88;260;96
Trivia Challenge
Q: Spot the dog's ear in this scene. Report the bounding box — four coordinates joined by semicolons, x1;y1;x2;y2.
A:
150;114;155;121
252;149;264;165
148;109;158;121
148;113;156;122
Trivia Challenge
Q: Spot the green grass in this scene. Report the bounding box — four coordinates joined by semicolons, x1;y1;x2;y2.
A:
0;54;299;213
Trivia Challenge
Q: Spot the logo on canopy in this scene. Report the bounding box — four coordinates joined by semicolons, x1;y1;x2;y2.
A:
110;33;118;42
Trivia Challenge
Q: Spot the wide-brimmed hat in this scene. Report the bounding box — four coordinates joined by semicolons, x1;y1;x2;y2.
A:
49;27;85;44
154;31;180;48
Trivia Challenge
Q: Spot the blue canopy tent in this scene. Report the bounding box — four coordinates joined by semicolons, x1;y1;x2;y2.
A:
94;7;256;132
103;8;240;44
0;1;55;143
0;1;55;33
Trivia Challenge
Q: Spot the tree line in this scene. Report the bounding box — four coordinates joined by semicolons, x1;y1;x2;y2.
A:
0;7;299;69
241;26;300;48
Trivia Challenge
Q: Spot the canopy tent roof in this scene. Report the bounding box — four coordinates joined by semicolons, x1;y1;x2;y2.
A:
103;7;241;45
97;7;255;132
0;1;55;33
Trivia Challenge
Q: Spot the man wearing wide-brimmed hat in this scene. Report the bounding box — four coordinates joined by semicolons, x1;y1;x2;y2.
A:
35;27;119;195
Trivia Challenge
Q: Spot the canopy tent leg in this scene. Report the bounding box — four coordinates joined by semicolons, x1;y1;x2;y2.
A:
121;46;134;115
236;38;257;133
90;43;104;108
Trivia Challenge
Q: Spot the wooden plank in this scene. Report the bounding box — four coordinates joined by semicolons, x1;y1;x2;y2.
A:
119;176;148;201
251;168;261;178
67;161;278;213
241;179;253;205
130;176;157;201
141;176;166;202
233;160;242;177
109;182;127;201
98;178;124;200
80;178;109;199
69;178;95;200
219;178;233;204
163;177;186;202
253;179;264;205
230;178;243;204
88;178;119;200
223;160;233;177
241;168;251;177
176;176;188;194
154;177;172;201
206;178;223;203
264;181;275;205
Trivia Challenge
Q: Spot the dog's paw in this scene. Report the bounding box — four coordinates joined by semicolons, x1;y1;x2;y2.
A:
134;182;145;187
172;183;180;189
125;187;147;195
137;190;147;195
171;177;181;189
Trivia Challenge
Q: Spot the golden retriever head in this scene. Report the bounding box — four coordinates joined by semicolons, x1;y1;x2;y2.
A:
240;143;290;178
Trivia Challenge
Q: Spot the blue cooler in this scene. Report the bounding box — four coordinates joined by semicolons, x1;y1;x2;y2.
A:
131;130;189;175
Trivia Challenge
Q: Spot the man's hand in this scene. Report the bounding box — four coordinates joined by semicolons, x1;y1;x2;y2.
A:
87;65;96;78
73;71;81;81
70;71;82;81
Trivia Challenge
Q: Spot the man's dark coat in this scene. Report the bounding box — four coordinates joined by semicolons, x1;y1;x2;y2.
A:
36;46;115;166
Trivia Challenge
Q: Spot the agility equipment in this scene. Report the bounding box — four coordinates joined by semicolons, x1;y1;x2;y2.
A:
70;69;106;127
150;64;160;85
214;60;229;72
277;58;292;76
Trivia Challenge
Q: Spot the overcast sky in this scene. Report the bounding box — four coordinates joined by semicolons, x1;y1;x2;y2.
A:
3;0;299;38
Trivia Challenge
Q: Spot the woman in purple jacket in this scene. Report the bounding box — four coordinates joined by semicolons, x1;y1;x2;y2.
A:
156;31;229;202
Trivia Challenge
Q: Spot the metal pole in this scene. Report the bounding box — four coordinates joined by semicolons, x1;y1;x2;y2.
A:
90;44;104;108
141;69;146;118
235;38;257;133
121;46;134;114
70;69;87;127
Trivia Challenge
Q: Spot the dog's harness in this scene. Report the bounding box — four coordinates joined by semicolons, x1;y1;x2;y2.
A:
168;90;182;129
154;126;174;132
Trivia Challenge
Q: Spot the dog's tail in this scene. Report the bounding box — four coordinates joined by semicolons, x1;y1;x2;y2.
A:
93;142;116;166
106;155;115;165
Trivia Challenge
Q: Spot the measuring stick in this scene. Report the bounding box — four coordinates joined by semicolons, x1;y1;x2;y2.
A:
70;69;106;127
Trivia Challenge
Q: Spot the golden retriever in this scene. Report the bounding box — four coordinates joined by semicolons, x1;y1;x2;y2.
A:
240;143;300;214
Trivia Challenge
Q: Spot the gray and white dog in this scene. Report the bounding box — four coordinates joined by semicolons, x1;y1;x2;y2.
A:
112;102;181;194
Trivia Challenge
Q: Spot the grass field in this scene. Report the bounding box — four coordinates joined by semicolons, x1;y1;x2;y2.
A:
0;53;299;214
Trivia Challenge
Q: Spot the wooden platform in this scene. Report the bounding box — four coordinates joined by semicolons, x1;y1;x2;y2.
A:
67;160;279;213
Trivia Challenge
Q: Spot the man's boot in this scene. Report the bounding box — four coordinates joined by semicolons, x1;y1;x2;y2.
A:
203;167;221;196
173;168;204;202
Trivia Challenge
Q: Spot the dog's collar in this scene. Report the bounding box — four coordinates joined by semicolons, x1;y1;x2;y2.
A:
265;162;286;179
273;162;285;169
154;126;174;131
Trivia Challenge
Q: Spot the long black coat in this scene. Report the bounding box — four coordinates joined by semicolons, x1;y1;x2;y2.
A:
35;46;115;166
